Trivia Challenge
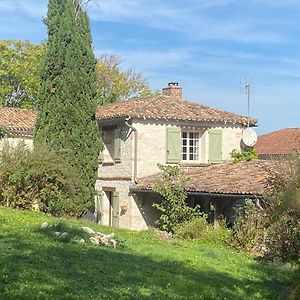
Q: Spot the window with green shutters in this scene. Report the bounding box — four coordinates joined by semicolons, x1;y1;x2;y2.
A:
209;129;222;163
166;127;181;163
100;126;121;164
112;192;120;228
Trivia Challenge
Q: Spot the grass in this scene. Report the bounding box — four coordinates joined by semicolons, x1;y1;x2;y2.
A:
0;207;299;300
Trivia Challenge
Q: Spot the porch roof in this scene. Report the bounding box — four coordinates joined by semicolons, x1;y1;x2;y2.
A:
135;160;285;197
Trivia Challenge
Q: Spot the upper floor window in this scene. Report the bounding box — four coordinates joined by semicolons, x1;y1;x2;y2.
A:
181;132;200;161
100;126;121;164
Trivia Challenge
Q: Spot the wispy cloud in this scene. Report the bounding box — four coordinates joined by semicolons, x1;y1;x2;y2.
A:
0;0;46;18
89;0;285;43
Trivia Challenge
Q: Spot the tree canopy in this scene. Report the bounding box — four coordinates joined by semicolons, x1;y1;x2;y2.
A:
97;54;154;104
0;40;44;108
0;40;154;108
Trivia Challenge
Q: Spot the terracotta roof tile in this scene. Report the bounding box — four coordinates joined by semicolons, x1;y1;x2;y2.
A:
0;107;37;136
136;160;284;196
256;128;300;155
96;95;257;126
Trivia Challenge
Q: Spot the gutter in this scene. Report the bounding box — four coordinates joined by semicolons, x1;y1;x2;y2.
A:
124;117;138;183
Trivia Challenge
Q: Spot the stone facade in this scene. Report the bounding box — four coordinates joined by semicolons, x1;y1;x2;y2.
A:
96;117;244;231
99;125;133;179
0;137;33;150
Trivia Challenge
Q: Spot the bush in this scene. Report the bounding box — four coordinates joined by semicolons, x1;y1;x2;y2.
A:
0;141;88;217
175;215;232;245
232;199;268;254
265;210;300;262
153;164;199;233
230;148;257;163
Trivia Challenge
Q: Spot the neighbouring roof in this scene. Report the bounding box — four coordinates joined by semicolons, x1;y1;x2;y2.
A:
136;160;284;197
96;95;257;126
255;128;300;155
0;107;37;136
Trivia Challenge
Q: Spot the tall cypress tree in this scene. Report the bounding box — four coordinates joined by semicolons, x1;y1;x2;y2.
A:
35;0;101;214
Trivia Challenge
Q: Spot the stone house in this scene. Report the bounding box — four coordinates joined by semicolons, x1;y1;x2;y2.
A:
95;83;259;230
0;107;35;149
1;86;274;231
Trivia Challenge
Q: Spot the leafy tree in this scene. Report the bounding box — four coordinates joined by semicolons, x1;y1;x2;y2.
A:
0;40;44;107
34;0;101;213
153;164;199;233
0;40;155;107
96;54;156;104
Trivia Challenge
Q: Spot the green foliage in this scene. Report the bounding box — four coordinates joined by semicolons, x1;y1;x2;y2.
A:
233;200;268;253
263;154;300;262
34;0;101;211
230;148;257;163
0;39;155;108
153;164;199;233
0;126;10;139
1;207;299;300
175;215;232;245
233;196;300;263
0;40;44;108
0;141;87;217
97;54;157;104
265;210;300;262
269;154;300;210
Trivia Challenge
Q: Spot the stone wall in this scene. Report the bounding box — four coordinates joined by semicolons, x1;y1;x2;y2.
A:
95;179;160;230
98;125;134;179
201;126;243;162
0;137;33;149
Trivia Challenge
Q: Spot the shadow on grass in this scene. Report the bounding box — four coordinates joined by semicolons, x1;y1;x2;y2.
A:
0;225;297;300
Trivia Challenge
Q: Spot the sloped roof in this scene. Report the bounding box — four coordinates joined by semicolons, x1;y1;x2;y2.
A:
96;95;257;126
0;107;37;136
136;160;284;197
256;128;300;155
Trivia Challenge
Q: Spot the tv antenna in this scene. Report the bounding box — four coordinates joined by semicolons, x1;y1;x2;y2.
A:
240;78;254;128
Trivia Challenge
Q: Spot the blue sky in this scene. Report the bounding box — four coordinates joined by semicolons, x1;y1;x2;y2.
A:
0;0;299;134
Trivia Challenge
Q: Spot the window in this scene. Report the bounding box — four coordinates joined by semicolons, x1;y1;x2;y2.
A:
100;126;121;164
181;132;200;161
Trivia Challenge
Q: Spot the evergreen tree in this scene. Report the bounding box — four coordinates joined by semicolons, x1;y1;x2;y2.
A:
34;0;101;215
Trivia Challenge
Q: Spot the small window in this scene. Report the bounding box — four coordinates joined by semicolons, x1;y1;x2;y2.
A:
181;131;199;161
102;129;115;162
101;126;121;164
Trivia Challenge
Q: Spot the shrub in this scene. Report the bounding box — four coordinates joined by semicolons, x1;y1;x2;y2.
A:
0;141;88;217
230;148;257;163
175;215;232;245
265;210;300;262
232;199;268;253
264;154;300;262
153;164;199;233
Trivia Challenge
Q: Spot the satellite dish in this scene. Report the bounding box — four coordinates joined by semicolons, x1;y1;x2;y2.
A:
241;127;257;147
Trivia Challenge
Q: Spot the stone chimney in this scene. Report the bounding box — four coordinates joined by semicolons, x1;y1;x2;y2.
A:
162;82;182;99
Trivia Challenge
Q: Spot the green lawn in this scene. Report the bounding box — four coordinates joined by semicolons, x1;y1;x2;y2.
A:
0;207;299;300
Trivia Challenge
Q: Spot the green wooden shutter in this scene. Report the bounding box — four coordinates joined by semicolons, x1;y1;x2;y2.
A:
209;129;222;163
166;128;181;163
95;191;103;224
112;192;120;228
114;128;121;163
